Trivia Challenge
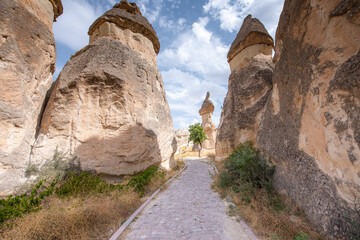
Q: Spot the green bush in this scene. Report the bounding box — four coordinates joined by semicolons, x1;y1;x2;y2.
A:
219;141;275;193
55;172;121;198
127;166;164;196
0;179;57;223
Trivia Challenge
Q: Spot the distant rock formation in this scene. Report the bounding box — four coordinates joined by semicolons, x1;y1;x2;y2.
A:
199;92;216;150
0;0;63;196
257;0;360;237
32;0;177;176
216;15;274;158
175;128;190;148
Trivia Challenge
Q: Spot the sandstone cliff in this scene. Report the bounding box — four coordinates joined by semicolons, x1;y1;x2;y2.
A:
32;0;177;175
199;92;216;150
256;0;360;237
216;15;274;158
0;0;62;196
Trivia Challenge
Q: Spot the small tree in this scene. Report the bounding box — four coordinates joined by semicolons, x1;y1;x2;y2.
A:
188;123;208;157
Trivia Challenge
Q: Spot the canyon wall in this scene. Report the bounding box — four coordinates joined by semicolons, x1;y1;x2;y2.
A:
216;15;274;158
0;0;62;196
257;0;360;237
217;1;359;237
32;0;177;175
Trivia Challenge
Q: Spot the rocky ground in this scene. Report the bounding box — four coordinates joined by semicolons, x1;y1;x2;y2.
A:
124;159;252;240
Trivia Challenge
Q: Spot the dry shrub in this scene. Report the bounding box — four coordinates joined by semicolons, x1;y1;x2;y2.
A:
178;150;216;158
214;142;325;240
1;190;140;240
1;161;186;240
230;188;323;240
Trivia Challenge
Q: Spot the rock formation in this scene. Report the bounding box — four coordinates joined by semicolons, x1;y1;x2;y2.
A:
227;15;274;72
216;15;274;158
256;0;360;238
0;0;63;195
199;92;217;150
175;128;190;148
32;0;177;176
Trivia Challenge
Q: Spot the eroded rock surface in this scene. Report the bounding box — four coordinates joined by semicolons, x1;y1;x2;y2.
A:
88;0;159;66
227;15;274;72
199;92;217;150
257;0;360;238
216;16;274;158
32;1;176;175
0;0;62;196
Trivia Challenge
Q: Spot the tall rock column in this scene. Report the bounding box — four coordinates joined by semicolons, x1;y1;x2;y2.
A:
199;92;216;150
257;0;360;238
216;15;274;158
0;0;63;195
32;0;177;175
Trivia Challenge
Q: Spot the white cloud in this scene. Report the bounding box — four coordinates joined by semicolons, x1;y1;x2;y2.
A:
246;0;284;37
53;0;105;51
158;17;229;129
137;0;163;23
203;0;246;32
158;16;187;31
159;18;229;85
170;0;181;9
203;0;284;37
192;17;211;43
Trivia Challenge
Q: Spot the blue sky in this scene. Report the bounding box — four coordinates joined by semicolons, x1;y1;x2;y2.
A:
53;0;284;130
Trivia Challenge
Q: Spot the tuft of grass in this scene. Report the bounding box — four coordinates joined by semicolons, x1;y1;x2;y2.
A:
215;142;324;240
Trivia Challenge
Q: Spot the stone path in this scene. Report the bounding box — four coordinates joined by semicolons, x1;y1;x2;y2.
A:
125;160;251;240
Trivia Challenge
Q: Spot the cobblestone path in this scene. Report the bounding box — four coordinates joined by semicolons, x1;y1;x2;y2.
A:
125;160;250;240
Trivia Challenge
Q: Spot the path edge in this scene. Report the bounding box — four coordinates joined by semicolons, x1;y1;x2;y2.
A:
212;163;259;240
109;163;188;240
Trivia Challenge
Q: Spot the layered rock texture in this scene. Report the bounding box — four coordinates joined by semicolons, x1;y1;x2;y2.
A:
218;1;360;237
88;0;159;66
257;0;360;237
0;0;63;195
199;92;217;150
216;15;274;158
227;15;274;72
32;0;176;176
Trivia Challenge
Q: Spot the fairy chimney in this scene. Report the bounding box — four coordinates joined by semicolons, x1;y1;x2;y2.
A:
32;0;177;177
199;92;216;150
